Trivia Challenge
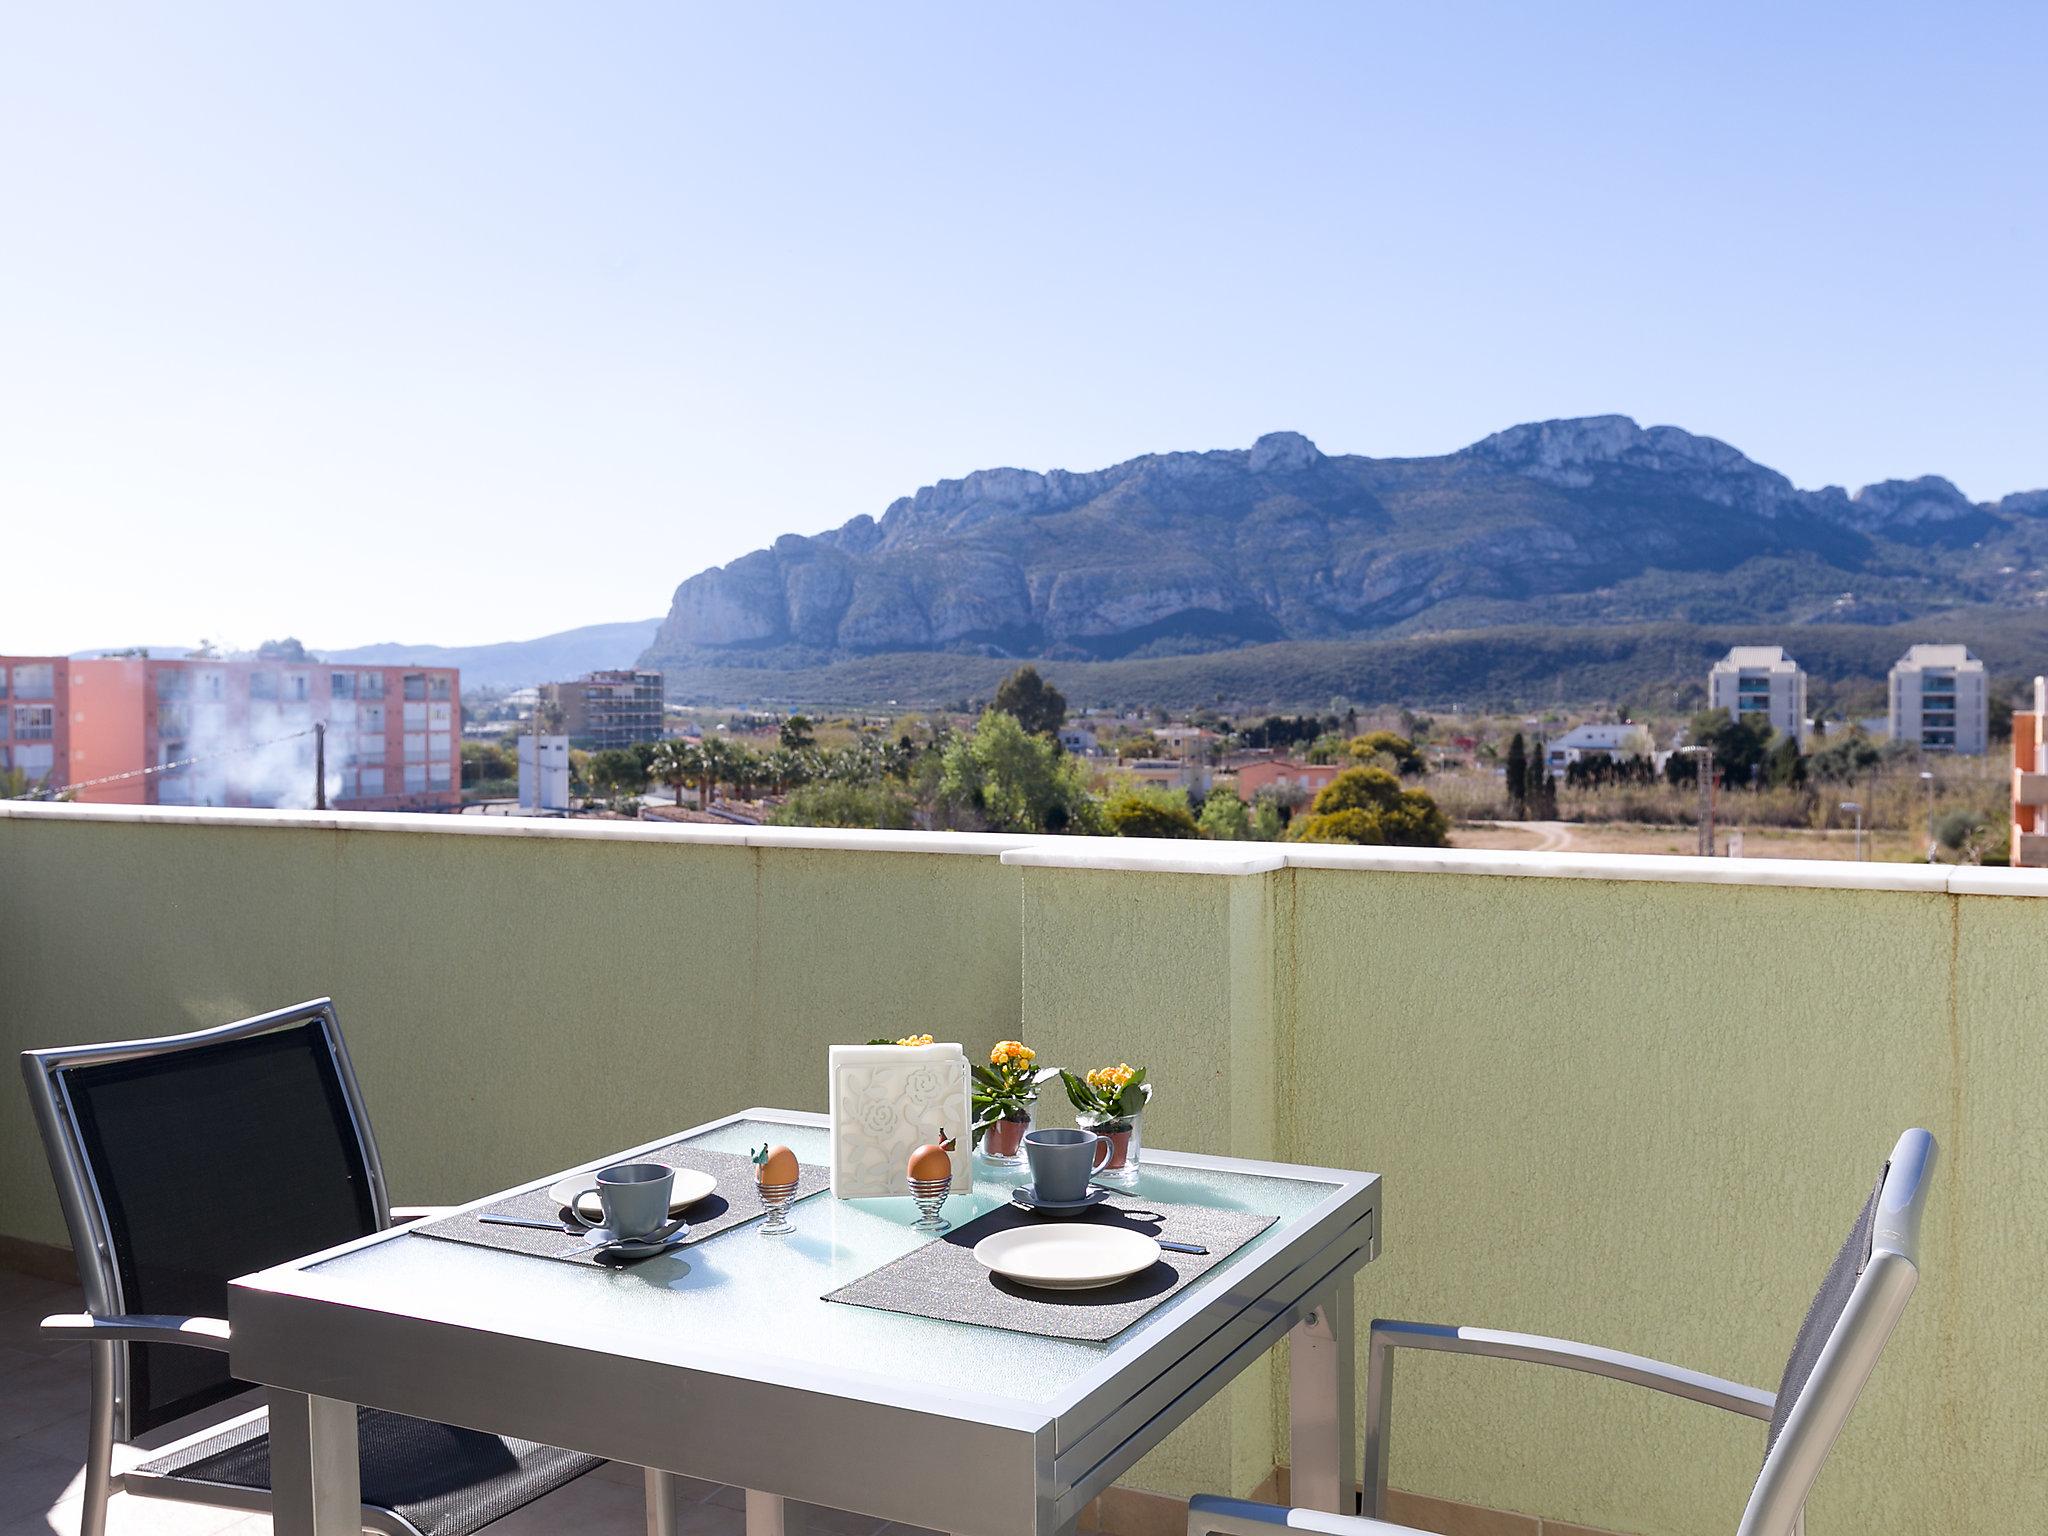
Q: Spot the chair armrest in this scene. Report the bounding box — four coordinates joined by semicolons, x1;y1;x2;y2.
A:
1370;1320;1776;1419
42;1312;232;1350
1362;1319;1774;1519
388;1205;454;1224
1188;1493;1426;1536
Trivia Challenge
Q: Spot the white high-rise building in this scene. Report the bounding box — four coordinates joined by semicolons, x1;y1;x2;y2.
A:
1889;644;1987;754
1707;646;1808;744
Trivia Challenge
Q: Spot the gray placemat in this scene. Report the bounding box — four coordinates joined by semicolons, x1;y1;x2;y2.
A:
823;1192;1275;1341
413;1143;830;1267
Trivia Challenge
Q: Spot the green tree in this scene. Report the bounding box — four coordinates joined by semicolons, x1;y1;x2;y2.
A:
1530;752;1558;818
1349;731;1424;775
1103;786;1201;839
1990;694;2016;744
1197;786;1252;840
1288;766;1449;847
583;748;646;810
1250;797;1286;840
936;709;1099;833
990;665;1068;736
772;781;916;830
1688;708;1774;787
1808;733;1883;783
648;738;700;806
696;735;742;805
1765;733;1806;788
1934;807;1988;856
1504;733;1528;816
779;714;816;751
460;738;515;789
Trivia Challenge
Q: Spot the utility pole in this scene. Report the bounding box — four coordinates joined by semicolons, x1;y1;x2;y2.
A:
1696;744;1716;856
313;722;326;811
1920;770;1936;861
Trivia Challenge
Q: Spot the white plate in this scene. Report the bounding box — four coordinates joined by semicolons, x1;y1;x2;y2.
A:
549;1167;718;1225
973;1225;1161;1290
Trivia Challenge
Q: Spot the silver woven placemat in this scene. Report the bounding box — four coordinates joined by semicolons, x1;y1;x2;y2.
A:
412;1143;830;1267
824;1192;1275;1341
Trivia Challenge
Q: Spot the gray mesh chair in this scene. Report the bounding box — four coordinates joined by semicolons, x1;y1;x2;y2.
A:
1188;1128;1936;1536
20;998;604;1536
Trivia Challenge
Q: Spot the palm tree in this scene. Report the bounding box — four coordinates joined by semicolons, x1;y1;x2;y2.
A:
763;748;809;796
649;739;699;807
696;735;740;806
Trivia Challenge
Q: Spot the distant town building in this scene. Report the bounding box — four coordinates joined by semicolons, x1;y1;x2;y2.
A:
1542;723;1652;771
0;657;68;791
1888;644;1987;755
1235;757;1342;801
56;657;460;811
1124;758;1213;795
1057;726;1099;756
1152;724;1215;757
1707;646;1808;744
542;669;665;750
518;734;572;813
2012;677;2048;868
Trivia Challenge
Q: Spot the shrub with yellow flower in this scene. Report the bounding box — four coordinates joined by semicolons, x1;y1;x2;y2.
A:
971;1038;1054;1155
867;1034;937;1047
1061;1061;1152;1129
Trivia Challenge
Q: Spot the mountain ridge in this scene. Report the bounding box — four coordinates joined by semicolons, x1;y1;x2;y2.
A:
643;417;2048;677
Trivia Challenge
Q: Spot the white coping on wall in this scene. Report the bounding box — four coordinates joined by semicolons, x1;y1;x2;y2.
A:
4;800;2044;896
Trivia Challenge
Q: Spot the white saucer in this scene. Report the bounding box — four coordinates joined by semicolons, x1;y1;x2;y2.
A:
550;1167;717;1226
974;1225;1160;1290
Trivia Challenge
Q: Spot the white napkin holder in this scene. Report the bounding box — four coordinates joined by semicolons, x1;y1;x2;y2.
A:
827;1041;973;1199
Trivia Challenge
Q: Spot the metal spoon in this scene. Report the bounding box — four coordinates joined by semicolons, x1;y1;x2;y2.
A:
560;1216;688;1259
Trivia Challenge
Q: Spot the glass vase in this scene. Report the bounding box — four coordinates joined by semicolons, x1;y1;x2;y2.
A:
978;1105;1036;1166
1080;1110;1143;1184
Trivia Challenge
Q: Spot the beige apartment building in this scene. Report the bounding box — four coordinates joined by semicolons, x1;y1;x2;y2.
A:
1707;645;1807;744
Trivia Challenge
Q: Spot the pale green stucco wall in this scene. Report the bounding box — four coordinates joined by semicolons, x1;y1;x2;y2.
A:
0;815;1024;1246
4;809;2041;1534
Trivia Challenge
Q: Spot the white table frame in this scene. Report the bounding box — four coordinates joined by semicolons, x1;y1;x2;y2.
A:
229;1108;1381;1536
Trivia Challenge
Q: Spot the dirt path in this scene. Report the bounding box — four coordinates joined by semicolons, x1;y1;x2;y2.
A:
1460;819;1571;851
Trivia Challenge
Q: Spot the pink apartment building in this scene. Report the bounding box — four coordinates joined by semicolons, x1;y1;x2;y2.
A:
59;658;460;812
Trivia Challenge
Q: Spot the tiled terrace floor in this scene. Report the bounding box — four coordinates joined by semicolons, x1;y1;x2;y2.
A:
0;1265;947;1536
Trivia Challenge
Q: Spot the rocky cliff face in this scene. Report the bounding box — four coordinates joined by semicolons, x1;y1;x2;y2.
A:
644;419;2048;670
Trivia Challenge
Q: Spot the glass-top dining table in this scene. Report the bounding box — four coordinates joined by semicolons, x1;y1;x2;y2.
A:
229;1108;1382;1536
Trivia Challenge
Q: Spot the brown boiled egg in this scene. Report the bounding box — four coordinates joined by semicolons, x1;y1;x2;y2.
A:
907;1129;956;1182
752;1144;799;1186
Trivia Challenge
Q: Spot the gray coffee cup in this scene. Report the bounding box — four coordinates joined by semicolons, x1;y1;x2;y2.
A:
571;1162;674;1238
1023;1128;1113;1203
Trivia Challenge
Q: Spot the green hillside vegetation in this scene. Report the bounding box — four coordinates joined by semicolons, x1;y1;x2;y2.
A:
662;610;2048;714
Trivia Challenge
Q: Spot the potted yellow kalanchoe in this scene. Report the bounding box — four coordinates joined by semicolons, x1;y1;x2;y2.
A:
1061;1062;1152;1182
972;1040;1057;1164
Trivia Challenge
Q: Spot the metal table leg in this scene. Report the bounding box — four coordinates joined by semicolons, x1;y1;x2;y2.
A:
647;1470;692;1536
746;1488;788;1536
267;1388;361;1536
1288;1285;1357;1515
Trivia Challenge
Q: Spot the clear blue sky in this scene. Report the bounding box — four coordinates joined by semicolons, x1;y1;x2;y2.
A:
4;2;2043;654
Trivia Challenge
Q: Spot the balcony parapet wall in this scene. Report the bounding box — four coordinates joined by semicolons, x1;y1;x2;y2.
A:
0;802;2036;1535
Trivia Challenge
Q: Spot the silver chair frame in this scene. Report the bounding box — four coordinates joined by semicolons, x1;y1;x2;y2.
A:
1189;1127;1936;1536
21;998;445;1536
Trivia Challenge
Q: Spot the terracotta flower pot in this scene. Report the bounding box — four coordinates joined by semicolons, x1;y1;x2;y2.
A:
983;1114;1030;1160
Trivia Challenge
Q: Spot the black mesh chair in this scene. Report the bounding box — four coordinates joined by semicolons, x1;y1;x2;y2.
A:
1187;1127;1936;1536
20;998;603;1536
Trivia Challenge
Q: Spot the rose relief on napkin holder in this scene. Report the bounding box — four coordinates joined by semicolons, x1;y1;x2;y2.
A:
828;1040;973;1199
